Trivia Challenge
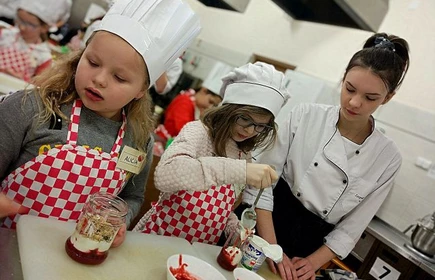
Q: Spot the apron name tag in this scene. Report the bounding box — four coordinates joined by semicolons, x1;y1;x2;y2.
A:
117;146;146;174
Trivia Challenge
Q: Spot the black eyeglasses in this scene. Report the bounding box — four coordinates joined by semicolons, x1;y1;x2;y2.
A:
235;115;272;133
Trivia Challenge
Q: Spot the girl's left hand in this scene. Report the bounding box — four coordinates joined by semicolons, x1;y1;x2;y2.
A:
0;193;25;218
111;224;127;248
292;256;316;280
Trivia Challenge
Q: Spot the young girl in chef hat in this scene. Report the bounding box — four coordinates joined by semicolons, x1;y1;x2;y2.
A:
0;0;200;246
0;0;64;81
133;62;290;245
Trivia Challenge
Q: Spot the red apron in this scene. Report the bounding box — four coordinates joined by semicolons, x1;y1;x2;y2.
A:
0;33;35;82
139;185;236;245
1;99;127;228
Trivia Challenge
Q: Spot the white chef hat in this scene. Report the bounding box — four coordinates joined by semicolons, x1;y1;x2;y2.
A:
220;62;290;118
202;61;233;95
94;0;201;88
18;0;68;26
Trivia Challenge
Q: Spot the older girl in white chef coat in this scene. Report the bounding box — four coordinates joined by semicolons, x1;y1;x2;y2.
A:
242;33;410;280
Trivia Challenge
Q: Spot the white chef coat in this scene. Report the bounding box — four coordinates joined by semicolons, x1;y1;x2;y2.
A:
154;57;183;95
243;102;401;258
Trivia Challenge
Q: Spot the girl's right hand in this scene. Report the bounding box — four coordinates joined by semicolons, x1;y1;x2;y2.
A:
246;163;278;189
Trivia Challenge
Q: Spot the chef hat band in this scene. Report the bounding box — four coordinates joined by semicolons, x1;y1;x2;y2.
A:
95;0;201;88
220;62;290;118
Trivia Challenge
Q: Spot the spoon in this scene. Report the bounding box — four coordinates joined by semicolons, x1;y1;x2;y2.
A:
240;188;264;230
240;165;275;230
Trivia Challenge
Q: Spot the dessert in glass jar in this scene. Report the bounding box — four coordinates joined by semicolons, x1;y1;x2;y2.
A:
217;222;252;271
65;192;128;265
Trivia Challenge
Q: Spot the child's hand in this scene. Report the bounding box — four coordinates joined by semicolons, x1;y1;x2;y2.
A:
111;223;127;248
246;163;278;189
224;212;239;238
0;193;23;218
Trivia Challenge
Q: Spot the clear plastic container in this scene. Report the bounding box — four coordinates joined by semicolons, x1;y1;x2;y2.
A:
65;192;128;265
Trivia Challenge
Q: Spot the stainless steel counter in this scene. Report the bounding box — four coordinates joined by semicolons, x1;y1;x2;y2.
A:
0;228;24;280
366;217;435;277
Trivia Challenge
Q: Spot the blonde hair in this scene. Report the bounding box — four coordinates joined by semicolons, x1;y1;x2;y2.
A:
32;46;154;151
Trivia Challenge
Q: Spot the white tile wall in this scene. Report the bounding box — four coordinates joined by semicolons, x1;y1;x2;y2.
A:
374;100;435;232
182;39;251;81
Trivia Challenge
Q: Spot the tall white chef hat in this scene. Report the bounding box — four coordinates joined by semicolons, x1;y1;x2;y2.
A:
202;62;233;95
18;0;69;26
220;62;290;118
95;0;201;88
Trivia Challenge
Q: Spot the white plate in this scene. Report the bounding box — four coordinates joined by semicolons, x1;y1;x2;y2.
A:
167;254;226;280
233;267;266;280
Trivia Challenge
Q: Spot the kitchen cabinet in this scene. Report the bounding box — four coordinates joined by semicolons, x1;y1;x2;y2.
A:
411;267;435;280
358;240;418;279
352;231;376;261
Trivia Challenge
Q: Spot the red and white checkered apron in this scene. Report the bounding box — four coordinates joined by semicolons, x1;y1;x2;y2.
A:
141;185;236;245
1;99;127;229
0;34;35;82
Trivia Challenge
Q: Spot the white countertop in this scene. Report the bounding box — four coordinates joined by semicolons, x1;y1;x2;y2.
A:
4;215;277;280
3;215;433;279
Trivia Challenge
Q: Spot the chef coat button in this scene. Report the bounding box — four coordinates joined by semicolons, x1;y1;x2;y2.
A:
314;162;318;167
355;150;360;155
323;210;327;214
296;192;301;197
342;179;347;184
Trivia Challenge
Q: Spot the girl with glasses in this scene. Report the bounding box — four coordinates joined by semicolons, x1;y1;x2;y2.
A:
133;62;290;245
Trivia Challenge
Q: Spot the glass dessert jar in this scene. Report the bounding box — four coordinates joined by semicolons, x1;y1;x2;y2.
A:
217;222;251;271
65;192;128;265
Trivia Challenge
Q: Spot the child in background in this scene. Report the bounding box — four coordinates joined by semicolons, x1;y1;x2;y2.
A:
0;0;200;248
0;0;61;81
154;85;222;152
133;62;290;245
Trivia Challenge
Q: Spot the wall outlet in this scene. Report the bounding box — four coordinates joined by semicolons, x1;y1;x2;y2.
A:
415;157;432;170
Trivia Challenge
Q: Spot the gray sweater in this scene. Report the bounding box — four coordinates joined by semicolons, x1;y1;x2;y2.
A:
0;90;153;226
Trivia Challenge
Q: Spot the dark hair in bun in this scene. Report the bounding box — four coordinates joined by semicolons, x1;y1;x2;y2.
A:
343;33;410;93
